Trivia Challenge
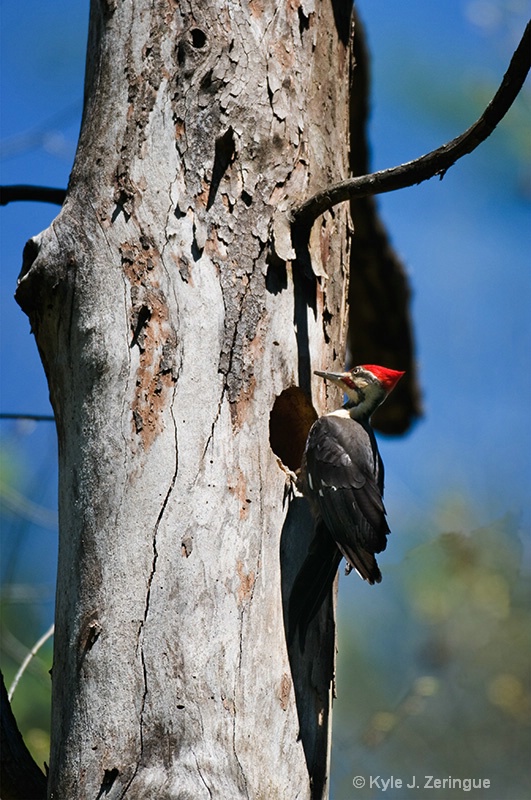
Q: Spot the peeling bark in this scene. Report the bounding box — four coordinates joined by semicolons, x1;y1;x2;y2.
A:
16;1;355;797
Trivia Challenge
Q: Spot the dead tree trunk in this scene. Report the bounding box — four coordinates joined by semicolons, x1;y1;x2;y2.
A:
16;1;354;797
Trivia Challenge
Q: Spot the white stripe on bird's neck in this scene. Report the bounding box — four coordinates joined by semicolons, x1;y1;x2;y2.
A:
327;404;369;421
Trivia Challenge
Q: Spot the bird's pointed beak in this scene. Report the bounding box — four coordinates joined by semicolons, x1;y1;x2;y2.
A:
314;370;348;384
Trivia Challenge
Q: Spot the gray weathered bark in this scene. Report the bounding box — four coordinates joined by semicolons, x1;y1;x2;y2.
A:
16;1;354;797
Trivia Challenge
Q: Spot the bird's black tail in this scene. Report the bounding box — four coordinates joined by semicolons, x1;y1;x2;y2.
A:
288;523;342;651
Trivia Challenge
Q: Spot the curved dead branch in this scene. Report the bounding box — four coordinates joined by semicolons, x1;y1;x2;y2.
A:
0;185;66;206
293;19;531;228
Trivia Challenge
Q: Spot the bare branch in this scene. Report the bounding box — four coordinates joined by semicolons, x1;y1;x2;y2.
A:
293;19;531;227
8;625;55;702
0;185;66;206
0;413;55;422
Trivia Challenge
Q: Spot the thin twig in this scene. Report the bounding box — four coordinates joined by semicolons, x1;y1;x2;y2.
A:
0;185;66;206
8;624;55;702
293;19;531;227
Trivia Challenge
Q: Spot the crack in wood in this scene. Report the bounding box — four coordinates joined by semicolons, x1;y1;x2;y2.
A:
130;441;178;793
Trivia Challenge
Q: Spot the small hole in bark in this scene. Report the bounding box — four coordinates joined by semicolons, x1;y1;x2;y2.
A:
191;236;203;262
265;250;287;295
190;28;207;48
98;768;119;797
207;127;236;210
130;305;152;349
20;238;40;280
241;190;253;207
269;387;317;472
298;8;310;37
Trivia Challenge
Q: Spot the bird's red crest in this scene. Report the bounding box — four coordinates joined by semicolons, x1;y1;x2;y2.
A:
362;364;405;393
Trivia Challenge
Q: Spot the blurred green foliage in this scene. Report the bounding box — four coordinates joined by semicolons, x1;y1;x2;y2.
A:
0;609;52;771
332;511;531;799
1;434;53;771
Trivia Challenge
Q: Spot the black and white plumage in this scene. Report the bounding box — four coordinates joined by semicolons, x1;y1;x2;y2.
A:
289;364;404;647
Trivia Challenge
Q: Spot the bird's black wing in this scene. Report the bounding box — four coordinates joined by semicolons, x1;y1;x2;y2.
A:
304;414;389;583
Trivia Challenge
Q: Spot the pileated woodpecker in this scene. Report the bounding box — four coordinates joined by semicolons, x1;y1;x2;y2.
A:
289;364;404;647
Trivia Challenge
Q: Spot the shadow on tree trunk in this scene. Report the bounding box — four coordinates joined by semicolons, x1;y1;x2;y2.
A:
281;497;335;800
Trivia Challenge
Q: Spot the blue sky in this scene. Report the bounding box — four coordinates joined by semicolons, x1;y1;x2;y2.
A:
359;2;531;551
1;0;529;677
